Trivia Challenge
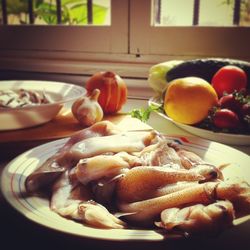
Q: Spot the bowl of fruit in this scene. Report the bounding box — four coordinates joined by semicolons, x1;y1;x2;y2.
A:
145;58;250;145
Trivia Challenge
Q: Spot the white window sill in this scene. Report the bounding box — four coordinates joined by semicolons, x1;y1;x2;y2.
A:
0;55;155;100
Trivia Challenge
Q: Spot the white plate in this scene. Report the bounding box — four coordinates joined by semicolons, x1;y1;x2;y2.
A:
0;80;86;130
149;98;250;146
1;136;250;241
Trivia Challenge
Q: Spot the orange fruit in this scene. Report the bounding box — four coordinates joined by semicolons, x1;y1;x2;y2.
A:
164;77;218;125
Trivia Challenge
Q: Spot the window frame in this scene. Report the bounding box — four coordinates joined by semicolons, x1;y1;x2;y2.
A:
130;0;250;60
0;0;128;53
0;0;250;80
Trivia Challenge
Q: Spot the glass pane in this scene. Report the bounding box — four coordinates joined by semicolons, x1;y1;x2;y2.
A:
7;0;29;24
153;0;194;26
240;0;250;26
2;0;110;25
34;0;111;25
152;0;250;26
199;0;234;26
92;0;111;25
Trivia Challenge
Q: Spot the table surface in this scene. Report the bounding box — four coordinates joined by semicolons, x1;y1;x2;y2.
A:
1;98;250;250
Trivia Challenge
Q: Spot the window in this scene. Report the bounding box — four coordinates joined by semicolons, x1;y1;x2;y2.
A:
153;0;250;26
1;0;111;25
0;0;126;53
130;0;250;62
0;0;250;80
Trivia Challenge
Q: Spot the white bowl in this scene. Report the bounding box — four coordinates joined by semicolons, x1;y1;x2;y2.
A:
149;97;250;146
0;80;86;130
158;113;250;146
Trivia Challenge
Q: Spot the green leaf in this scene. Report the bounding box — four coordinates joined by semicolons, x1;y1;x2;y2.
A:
92;5;108;25
63;3;87;24
61;0;86;5
130;103;163;123
35;2;57;24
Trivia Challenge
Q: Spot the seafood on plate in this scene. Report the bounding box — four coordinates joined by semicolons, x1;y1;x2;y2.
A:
25;121;250;237
0;89;52;108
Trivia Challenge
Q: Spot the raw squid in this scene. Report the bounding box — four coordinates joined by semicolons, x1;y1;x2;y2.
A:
51;169;125;229
168;142;205;169
67;130;158;161
25;121;121;193
155;200;235;237
25;121;157;193
24;121;250;236
139;140;182;167
116;164;222;203
70;152;141;185
118;180;250;226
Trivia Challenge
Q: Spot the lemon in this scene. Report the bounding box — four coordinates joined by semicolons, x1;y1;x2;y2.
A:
164;77;218;125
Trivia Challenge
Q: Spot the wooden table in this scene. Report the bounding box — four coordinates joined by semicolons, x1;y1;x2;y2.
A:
1;98;250;250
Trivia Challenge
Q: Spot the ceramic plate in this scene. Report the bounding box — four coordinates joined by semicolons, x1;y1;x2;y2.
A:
0;80;86;130
149;98;250;146
1;136;250;241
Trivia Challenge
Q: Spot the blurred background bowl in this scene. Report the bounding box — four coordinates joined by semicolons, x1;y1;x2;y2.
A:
0;80;86;130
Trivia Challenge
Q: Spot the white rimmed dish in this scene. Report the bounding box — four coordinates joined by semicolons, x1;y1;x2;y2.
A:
149;98;250;146
1;135;250;241
0;80;86;131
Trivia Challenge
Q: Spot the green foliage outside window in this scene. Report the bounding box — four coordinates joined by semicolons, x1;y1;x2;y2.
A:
0;0;109;25
221;0;250;25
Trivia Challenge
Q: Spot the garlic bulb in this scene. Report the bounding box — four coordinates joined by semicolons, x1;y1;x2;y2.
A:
71;89;103;127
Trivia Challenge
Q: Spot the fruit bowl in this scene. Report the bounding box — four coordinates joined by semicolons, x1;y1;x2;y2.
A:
149;97;250;146
0;80;86;131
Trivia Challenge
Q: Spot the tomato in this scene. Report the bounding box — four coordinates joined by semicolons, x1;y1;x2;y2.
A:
211;66;247;97
213;109;240;129
86;71;127;114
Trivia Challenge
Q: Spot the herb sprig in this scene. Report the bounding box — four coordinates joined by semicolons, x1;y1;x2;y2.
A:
130;102;164;122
